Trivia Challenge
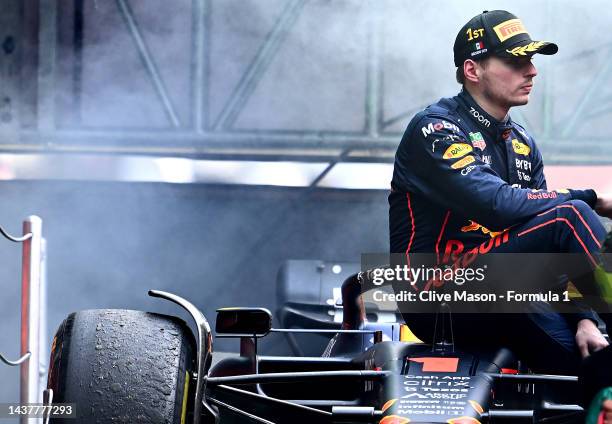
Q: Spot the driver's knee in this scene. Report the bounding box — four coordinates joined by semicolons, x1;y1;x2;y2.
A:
546;200;606;242
564;199;600;221
557;199;598;220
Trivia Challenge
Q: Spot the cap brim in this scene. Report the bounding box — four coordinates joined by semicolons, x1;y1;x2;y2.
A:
497;40;558;58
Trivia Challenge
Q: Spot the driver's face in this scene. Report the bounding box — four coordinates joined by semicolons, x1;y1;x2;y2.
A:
479;56;538;109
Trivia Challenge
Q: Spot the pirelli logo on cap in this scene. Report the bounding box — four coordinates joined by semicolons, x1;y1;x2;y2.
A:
451;155;476;170
493;19;527;42
443;143;473;160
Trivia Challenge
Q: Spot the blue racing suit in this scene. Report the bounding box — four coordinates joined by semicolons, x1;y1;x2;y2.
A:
389;89;607;373
390;89;597;255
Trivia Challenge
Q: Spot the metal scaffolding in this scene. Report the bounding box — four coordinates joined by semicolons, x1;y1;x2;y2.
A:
5;0;612;165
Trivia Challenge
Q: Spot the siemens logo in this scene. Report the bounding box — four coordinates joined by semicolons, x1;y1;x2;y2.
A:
469;107;491;127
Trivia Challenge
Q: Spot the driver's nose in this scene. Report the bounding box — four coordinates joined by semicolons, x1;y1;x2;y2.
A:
525;60;537;78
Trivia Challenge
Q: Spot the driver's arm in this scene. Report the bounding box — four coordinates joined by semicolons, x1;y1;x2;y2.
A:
530;133;608;356
394;116;597;231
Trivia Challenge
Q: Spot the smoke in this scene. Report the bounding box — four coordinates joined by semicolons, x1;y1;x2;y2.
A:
1;0;611;403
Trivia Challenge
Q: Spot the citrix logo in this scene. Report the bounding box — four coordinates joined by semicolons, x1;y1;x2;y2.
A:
469;107;491;128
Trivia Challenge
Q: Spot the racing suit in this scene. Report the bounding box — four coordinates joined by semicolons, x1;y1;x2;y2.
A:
389;89;608;373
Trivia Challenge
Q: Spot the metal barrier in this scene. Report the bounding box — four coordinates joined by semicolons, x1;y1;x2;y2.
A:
0;216;47;424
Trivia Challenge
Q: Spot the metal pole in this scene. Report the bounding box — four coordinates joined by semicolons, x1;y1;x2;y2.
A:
37;0;57;131
365;0;382;138
73;0;85;125
20;127;401;147
213;0;306;130
116;0;182;128
191;0;211;132
309;148;351;187
14;128;612;160
541;0;554;139
38;238;48;398
20;216;43;424
541;70;553;139
0;0;22;135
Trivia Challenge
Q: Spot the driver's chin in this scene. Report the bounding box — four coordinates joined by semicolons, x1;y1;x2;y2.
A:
488;89;529;110
507;94;530;107
515;96;530;106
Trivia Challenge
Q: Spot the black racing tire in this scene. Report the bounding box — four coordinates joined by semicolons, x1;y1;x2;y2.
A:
47;309;196;424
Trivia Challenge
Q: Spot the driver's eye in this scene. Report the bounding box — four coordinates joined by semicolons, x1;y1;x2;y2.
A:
505;58;532;69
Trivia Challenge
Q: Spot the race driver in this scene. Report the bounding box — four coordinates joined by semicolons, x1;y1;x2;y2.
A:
389;10;612;373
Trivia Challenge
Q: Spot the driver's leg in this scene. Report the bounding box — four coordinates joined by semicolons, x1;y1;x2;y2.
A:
416;309;584;374
518;302;585;374
473;199;612;330
397;200;610;372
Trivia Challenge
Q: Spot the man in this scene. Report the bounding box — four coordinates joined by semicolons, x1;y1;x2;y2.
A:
389;10;612;373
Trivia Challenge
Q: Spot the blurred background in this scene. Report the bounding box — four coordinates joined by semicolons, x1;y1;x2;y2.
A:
1;0;611;403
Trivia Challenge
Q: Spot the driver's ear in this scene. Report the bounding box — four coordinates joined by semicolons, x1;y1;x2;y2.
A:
464;59;481;83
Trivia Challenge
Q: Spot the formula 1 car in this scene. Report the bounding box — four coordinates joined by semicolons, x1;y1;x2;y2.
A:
46;268;592;424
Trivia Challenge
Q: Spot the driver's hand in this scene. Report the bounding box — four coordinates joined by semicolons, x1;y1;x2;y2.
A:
575;319;609;358
596;195;612;218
